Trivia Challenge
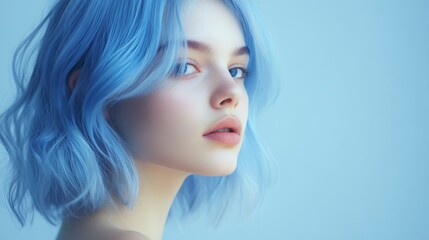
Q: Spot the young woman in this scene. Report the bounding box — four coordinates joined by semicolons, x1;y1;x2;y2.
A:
0;0;278;239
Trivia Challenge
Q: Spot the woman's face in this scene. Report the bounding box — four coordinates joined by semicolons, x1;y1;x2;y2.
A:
109;0;249;176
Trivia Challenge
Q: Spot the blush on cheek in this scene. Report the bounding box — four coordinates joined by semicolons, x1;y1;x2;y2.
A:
147;93;201;131
127;92;204;163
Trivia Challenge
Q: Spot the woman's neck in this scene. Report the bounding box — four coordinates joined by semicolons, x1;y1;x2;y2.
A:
59;161;189;240
105;161;189;239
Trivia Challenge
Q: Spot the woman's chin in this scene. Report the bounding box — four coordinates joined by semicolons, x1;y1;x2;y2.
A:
194;159;238;177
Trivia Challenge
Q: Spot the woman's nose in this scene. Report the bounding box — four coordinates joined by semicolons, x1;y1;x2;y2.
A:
209;69;244;110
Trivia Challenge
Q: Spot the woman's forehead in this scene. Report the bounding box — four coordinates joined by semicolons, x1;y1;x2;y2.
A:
180;0;246;56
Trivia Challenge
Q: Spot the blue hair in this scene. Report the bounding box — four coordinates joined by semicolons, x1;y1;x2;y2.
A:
0;0;279;227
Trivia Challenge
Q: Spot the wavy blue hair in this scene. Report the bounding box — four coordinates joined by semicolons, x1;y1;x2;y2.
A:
0;0;279;227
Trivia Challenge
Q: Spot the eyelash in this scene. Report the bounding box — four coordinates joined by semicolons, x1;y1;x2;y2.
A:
174;60;248;80
173;58;199;76
229;66;248;80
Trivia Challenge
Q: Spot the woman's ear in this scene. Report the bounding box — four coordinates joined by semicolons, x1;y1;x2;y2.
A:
67;68;112;121
68;68;81;91
105;108;112;122
67;68;111;121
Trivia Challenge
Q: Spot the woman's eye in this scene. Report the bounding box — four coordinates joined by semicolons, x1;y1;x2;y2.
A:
228;67;247;79
175;62;198;76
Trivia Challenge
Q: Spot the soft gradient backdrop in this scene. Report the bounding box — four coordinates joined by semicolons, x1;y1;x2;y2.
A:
1;0;428;239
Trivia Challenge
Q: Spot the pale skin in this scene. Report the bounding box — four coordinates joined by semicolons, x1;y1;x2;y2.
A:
56;0;249;239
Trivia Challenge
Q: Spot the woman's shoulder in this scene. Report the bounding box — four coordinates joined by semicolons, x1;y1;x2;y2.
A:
56;220;151;240
109;230;151;240
56;227;151;240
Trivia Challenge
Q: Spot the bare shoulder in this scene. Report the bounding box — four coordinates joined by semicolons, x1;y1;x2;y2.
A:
110;230;151;240
56;220;150;240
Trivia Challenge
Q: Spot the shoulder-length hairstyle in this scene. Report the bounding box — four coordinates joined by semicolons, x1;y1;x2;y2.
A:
0;0;279;227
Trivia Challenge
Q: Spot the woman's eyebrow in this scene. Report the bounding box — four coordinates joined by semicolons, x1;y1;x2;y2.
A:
233;45;250;57
187;40;212;54
187;40;249;57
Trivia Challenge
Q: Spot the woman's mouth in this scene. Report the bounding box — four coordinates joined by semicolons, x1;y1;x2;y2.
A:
203;115;242;146
203;131;241;145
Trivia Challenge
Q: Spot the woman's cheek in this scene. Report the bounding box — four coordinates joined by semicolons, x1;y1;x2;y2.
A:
133;92;203;160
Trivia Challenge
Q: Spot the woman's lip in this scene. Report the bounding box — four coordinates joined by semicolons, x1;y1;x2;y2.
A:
203;132;241;145
203;115;242;136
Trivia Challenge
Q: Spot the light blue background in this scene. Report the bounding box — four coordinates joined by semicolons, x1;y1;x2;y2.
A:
1;0;429;239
